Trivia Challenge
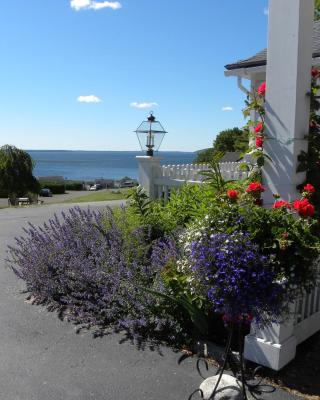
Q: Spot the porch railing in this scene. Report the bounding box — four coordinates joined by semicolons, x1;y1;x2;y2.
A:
244;285;320;370
153;162;249;200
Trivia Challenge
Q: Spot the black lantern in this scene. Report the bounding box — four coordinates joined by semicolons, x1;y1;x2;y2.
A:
135;112;167;156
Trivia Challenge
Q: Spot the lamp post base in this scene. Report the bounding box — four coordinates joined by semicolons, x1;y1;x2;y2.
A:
188;323;275;400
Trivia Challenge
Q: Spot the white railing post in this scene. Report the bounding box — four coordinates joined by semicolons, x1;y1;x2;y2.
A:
136;156;162;199
244;303;297;371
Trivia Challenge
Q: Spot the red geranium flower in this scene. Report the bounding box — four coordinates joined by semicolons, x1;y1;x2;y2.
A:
254;198;263;206
293;199;315;218
311;68;320;78
273;200;291;209
255;136;264;148
303;183;315;193
310;120;317;129
246;314;253;323
257;82;266;96
222;314;230;323
254;123;263;134
246;182;266;194
227;189;238;200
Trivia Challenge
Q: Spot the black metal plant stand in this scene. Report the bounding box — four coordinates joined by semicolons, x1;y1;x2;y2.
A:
188;322;275;400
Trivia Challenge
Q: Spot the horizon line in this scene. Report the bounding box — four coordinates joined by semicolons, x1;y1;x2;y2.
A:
26;149;198;153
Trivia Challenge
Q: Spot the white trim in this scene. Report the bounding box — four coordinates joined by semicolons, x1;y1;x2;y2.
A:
225;57;320;79
224;65;266;78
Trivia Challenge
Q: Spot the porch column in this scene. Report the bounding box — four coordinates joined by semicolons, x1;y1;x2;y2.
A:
244;0;314;370
262;0;314;204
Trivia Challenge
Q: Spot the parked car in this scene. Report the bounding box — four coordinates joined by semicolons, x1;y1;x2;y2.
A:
89;184;102;191
121;180;136;188
39;188;53;197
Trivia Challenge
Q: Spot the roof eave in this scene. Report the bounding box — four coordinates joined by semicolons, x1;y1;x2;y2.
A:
224;60;266;71
225;55;320;78
224;65;266;78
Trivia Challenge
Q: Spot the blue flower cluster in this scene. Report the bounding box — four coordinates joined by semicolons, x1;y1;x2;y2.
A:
190;232;285;324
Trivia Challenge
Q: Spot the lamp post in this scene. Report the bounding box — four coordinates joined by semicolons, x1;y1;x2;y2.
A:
134;112;167;156
135;112;167;198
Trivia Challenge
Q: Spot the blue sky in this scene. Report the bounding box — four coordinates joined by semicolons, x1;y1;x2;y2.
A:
0;0;269;151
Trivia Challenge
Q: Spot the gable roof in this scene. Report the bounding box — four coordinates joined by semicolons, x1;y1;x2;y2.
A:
219;152;242;163
225;20;320;71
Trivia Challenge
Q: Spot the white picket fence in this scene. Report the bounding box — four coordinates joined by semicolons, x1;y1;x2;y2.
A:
153;162;249;200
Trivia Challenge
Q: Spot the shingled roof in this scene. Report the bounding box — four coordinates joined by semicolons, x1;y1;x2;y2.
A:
225;20;320;71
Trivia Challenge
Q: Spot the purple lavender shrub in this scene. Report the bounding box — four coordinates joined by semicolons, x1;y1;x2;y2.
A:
8;207;183;341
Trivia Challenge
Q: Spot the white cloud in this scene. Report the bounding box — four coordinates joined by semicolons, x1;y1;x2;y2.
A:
130;102;159;109
71;0;90;10
77;95;101;103
263;7;269;16
222;106;233;112
70;0;122;11
90;1;122;10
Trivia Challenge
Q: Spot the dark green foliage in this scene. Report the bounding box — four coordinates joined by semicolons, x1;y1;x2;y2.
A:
194;148;214;163
0;145;39;199
213;127;249;154
40;182;65;194
200;152;231;192
127;184;215;238
65;181;84;191
159;259;208;335
140;285;208;336
127;186;151;216
0;190;9;198
144;185;214;237
193;128;249;163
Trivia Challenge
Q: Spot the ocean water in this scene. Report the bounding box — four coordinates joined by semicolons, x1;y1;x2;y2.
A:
28;150;196;181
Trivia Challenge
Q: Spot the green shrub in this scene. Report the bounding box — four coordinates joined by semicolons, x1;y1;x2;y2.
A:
65;182;84;191
128;184;215;238
40;182;65;194
0;190;8;198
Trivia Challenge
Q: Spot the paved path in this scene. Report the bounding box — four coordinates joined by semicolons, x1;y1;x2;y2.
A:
0;203;297;400
0;189;120;208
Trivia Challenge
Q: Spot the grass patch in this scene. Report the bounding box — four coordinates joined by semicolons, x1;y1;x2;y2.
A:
65;189;129;203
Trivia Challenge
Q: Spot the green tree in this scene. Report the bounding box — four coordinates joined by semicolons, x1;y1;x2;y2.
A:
194;148;214;163
213;127;248;153
0;145;39;200
194;127;249;163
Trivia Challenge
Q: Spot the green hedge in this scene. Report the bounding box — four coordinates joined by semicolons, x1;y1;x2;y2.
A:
40;182;65;194
65;182;84;191
0;191;8;198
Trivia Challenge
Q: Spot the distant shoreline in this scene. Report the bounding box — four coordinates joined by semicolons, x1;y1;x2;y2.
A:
27;150;197;154
28;150;197;181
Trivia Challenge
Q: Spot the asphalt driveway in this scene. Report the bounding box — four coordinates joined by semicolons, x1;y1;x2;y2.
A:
0;190;106;208
0;203;298;400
